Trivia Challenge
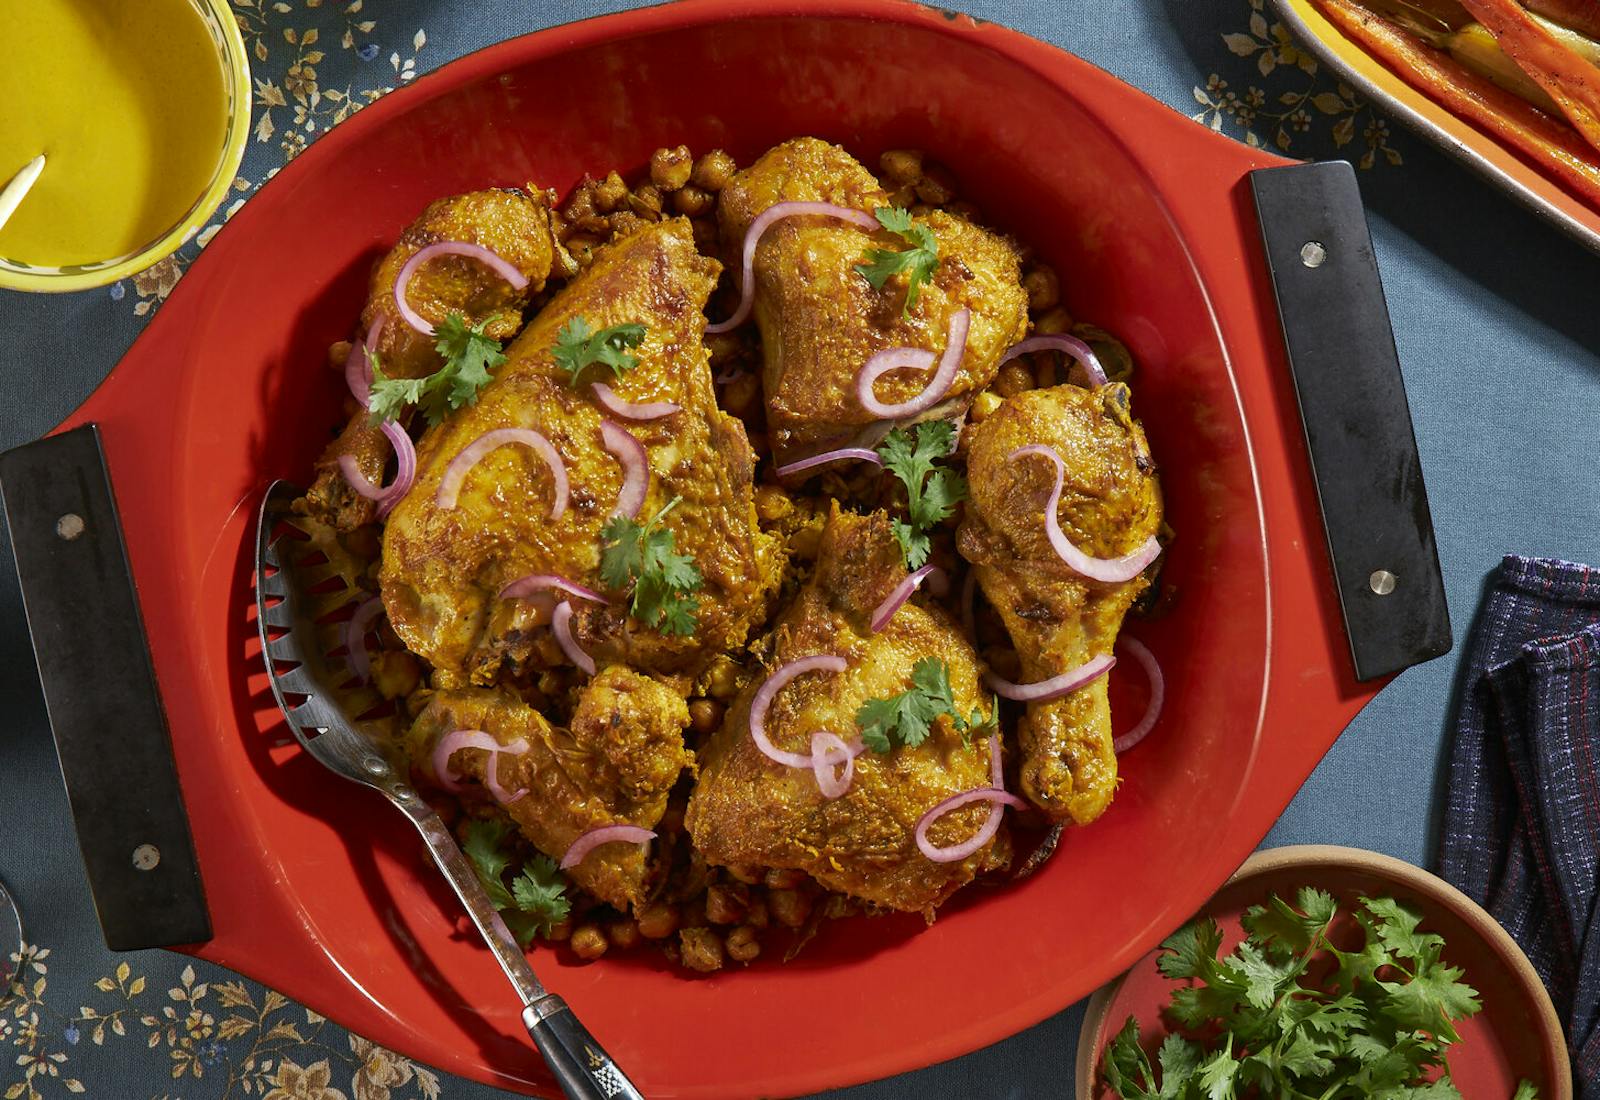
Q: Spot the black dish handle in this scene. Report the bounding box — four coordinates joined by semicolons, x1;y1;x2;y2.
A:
525;995;646;1100
1250;161;1452;681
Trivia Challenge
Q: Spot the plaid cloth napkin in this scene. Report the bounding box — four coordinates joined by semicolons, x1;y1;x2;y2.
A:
1439;555;1600;1096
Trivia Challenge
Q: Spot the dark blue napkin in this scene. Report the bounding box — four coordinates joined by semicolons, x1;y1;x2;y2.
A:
1439;555;1600;1096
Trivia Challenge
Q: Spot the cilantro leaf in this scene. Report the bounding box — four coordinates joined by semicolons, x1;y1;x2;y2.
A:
1101;1017;1158;1099
366;311;506;427
1513;1082;1542;1100
551;316;647;387
463;818;517;910
599;497;702;636
462;819;570;948
876;421;967;569
856;207;939;316
854;656;987;754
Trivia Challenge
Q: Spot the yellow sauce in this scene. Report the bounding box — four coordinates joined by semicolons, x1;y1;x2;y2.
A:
0;0;228;266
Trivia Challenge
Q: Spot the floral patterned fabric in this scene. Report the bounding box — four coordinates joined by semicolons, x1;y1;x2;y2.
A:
18;0;1566;1097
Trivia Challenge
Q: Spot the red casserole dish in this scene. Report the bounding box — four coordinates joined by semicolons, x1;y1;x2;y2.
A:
3;1;1442;1096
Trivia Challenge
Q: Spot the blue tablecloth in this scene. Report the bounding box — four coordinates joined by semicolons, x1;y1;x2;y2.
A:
2;1;1597;1096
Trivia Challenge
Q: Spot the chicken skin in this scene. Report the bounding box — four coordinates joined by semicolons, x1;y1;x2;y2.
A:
406;666;691;912
958;384;1163;825
306;188;560;531
717;138;1029;468
380;218;781;684
686;506;1002;916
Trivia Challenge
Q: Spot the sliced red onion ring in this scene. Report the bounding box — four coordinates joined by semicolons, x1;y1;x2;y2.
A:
430;729;529;804
985;653;1115;703
1113;637;1164;754
998;334;1108;387
707;201;880;334
344;315;385;408
393;241;529;337
498;573;609;604
774;447;884;479
1009;444;1161;583
590;382;680;422
810;731;865;800
855;308;970;419
869;565;948;633
344;596;384;683
551;600;595;677
560;824;657;870
914;736;1026;863
749;655;848;769
598;420;648;519
338;418;417;518
436;428;567;517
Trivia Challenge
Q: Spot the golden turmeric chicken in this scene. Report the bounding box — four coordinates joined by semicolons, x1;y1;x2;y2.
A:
959;384;1163;825
407;666;690;912
686;506;1001;915
286;138;1168;973
717;137;1029;467
378;218;781;684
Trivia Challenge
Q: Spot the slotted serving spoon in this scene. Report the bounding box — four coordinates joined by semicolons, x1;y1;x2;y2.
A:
253;479;643;1100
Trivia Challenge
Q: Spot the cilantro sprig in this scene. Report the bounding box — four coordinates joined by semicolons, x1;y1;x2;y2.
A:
368;312;506;427
1101;888;1539;1100
855;656;994;754
462;818;570;946
876;421;968;569
599;496;702;637
856;206;939;316
551;316;647;387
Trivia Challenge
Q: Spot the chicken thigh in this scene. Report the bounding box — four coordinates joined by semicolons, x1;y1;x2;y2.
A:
717;138;1029;468
407;665;691;911
306;188;560;530
380;218;781;684
686;505;1002;916
958;384;1163;826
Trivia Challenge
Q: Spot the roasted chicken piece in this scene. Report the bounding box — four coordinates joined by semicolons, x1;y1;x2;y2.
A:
717;137;1029;468
380;218;781;684
407;666;691;912
305;188;560;530
958;384;1163;826
686;505;1002;916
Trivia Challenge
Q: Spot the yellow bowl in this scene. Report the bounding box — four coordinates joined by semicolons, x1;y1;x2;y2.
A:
0;0;251;293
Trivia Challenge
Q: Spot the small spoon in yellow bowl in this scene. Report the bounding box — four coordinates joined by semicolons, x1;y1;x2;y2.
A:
0;155;45;236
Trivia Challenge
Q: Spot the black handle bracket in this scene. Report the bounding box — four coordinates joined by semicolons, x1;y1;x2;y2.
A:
1250;161;1452;681
0;424;211;949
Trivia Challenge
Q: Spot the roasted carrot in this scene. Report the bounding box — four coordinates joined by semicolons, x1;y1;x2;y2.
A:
1315;0;1600;205
1525;0;1600;42
1458;0;1600;150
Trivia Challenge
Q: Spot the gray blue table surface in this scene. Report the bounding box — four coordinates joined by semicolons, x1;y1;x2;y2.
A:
2;1;1596;1097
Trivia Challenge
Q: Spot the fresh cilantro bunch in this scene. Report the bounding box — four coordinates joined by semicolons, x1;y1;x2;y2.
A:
368;312;506;426
856;207;939;316
855;656;994;753
876;421;968;569
551;316;647;387
1102;887;1539;1100
599;497;702;636
462;818;570;947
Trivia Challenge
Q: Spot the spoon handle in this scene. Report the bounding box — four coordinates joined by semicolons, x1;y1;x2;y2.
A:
0;154;46;234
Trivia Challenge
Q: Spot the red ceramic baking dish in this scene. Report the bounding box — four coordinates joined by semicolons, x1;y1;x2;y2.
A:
0;1;1452;1097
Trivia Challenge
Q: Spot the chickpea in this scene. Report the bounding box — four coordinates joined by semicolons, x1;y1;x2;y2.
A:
606;918;641;951
723;370;760;416
743;895;769;929
726;925;761;963
995;361;1035;398
787;523;822;561
1034;358;1059;390
593;170;628;213
915;163;958;206
970;390;1004;423
570;924;608;961
769;888;813;929
328;339;353;370
884;184;918;210
669;184;711;218
725;863;764;886
705;656;743;701
765;868;805;890
679;927;725;973
1023;266;1060;313
754;484;792;524
691;149;737;191
371;651;420;701
629;183;664;217
879;148;924;186
688;698;725;736
636;903;679;940
706;331;742;365
650;145;693;191
680;896;708;929
545;917;573;942
1034;306;1074;336
563;181;597;223
706;883;749;925
609;210;645;238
